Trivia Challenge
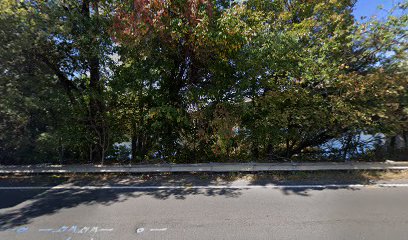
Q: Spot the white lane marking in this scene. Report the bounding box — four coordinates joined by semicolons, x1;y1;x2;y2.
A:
38;229;53;232
0;183;408;190
150;228;167;232
2;228;16;232
98;228;114;232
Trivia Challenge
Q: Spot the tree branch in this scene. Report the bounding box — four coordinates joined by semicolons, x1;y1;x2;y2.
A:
35;53;78;104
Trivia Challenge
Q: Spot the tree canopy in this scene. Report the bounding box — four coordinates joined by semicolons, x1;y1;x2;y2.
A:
1;0;407;164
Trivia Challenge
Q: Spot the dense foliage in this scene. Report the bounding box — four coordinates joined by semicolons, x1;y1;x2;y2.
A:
0;0;407;164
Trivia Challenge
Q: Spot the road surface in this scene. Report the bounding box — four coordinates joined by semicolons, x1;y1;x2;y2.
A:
1;177;408;240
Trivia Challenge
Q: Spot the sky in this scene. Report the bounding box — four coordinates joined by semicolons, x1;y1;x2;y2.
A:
353;0;405;21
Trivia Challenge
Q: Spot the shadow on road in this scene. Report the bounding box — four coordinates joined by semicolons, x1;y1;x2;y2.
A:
0;175;241;229
0;171;376;229
278;185;360;197
0;176;67;209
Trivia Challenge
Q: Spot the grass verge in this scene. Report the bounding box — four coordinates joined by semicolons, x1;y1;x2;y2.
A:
1;170;408;186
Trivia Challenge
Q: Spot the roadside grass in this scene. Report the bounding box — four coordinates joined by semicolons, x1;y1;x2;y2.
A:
1;170;408;185
220;170;408;184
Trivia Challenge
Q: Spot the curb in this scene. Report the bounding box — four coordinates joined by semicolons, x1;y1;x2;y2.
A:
1;161;408;174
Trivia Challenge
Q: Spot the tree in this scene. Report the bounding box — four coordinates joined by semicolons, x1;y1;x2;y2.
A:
0;0;116;164
112;0;246;161
1;0;406;164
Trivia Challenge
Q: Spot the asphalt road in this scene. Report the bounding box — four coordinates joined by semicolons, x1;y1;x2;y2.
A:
1;179;408;240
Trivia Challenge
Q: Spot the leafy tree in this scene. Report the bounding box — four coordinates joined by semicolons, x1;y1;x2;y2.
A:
1;0;406;164
0;0;117;164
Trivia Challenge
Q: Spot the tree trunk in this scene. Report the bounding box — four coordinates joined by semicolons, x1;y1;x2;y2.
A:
58;137;64;165
82;0;105;163
342;134;353;160
131;130;140;163
131;130;137;163
389;136;396;157
267;144;273;161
